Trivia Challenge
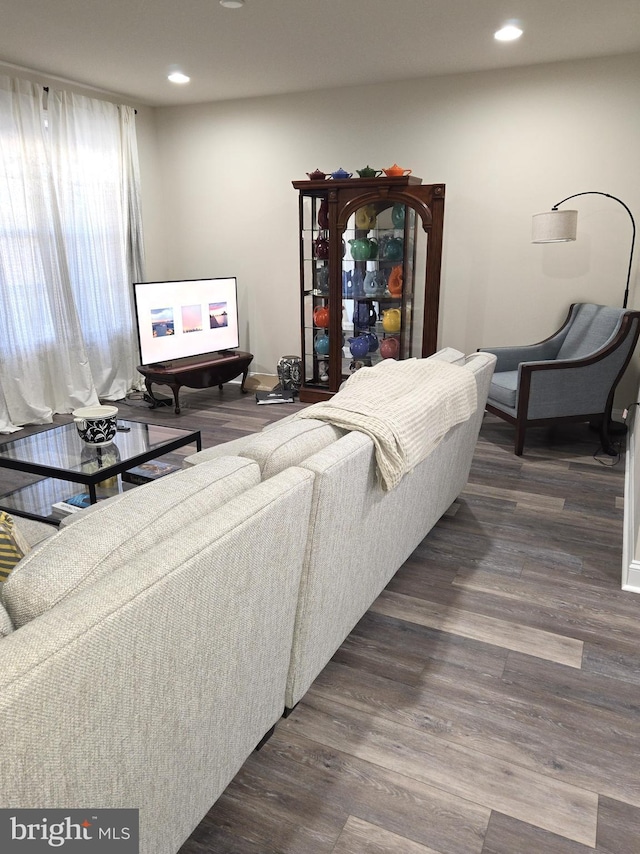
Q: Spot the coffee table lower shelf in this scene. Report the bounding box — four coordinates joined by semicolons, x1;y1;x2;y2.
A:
0;469;165;527
0;420;201;526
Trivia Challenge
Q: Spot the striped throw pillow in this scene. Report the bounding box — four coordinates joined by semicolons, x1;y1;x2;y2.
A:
0;511;30;583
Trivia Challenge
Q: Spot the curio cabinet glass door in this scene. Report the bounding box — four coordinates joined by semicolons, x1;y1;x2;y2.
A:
292;176;444;402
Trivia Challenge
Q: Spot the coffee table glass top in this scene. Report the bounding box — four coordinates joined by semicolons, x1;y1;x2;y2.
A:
0;419;201;524
0;420;200;476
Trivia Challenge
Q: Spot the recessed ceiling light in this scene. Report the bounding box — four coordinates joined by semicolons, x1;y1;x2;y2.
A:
168;71;190;84
494;23;523;41
220;0;245;7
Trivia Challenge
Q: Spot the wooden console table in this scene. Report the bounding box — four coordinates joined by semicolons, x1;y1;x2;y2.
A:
137;351;253;414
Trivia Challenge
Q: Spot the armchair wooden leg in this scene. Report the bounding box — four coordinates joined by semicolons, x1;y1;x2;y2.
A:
514;423;526;456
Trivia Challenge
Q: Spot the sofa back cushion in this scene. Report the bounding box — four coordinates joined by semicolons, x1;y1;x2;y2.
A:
185;418;345;479
3;456;261;628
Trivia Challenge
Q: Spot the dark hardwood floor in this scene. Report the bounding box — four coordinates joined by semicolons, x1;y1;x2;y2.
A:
3;385;639;853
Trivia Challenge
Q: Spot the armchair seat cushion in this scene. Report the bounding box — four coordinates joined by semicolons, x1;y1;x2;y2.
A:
489;371;518;408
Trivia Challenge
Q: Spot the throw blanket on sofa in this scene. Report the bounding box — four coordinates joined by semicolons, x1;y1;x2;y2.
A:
295;358;477;490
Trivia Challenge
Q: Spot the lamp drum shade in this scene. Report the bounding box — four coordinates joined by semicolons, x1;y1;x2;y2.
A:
532;209;578;243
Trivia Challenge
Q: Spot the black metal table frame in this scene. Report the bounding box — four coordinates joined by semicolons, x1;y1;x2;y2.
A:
0;420;202;524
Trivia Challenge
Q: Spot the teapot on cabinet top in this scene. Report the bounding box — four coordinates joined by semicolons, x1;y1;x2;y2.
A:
330;167;353;180
356;165;382;178
306;168;328;180
383;164;412;177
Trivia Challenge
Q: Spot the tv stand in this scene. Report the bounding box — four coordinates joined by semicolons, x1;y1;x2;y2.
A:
137;351;253;414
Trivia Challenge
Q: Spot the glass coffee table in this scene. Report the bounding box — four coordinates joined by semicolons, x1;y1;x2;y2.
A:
0;420;201;525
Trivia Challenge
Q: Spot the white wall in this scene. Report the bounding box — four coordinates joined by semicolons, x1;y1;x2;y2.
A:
140;52;640;398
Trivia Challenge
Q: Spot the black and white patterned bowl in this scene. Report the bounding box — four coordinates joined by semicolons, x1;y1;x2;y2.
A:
72;405;119;446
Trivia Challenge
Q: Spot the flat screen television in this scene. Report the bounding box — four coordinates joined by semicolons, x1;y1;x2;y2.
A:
133;277;240;367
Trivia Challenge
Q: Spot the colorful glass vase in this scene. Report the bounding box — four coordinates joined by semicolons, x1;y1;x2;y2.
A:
350;269;365;298
313;305;330;328
365;331;379;352
277;355;302;391
355;204;377;230
314;333;330;356
316;265;330;294
383;237;404;261
313;235;329;259
318;198;329;229
380;336;400;359
387;266;403;297
391;203;405;228
363;270;385;297
353;302;376;330
348;336;370;358
382;308;401;334
350;237;378;261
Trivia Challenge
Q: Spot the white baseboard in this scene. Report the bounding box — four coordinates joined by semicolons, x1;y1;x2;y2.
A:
622;561;640;593
622;405;640;593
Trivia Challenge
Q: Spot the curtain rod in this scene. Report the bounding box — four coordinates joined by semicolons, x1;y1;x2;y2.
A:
42;85;137;114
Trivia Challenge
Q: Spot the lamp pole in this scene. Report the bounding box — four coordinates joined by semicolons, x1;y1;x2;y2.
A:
551;191;636;309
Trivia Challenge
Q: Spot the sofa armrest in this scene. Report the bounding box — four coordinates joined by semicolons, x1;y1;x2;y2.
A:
12;516;58;547
0;466;315;853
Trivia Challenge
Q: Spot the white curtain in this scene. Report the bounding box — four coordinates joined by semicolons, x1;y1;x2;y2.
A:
0;75;144;433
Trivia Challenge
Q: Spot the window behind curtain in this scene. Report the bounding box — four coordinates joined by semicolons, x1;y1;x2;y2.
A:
0;76;144;433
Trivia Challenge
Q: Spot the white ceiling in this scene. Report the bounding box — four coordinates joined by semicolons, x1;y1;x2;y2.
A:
2;0;640;107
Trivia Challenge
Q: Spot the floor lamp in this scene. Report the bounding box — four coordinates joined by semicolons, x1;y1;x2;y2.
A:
531;191;636;308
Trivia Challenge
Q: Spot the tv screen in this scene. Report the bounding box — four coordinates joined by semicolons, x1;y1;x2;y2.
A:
133;277;240;367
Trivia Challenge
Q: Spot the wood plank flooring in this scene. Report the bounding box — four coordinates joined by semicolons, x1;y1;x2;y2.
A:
3;385;639;853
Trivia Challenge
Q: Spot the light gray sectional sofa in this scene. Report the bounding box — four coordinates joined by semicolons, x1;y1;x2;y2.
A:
0;347;495;854
185;348;496;710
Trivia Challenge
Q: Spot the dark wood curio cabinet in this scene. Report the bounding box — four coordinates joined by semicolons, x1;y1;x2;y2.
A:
291;176;445;402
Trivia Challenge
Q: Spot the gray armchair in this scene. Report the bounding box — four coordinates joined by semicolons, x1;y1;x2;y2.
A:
479;303;640;455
